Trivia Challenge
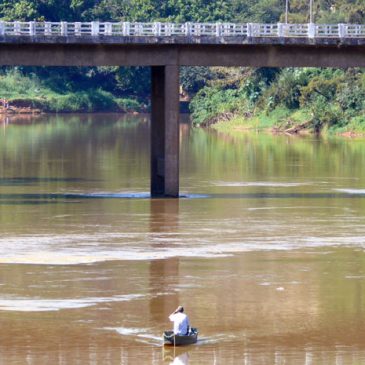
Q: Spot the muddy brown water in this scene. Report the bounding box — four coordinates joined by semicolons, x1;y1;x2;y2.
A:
1;114;365;364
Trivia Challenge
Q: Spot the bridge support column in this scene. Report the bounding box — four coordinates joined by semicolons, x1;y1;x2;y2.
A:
151;65;180;197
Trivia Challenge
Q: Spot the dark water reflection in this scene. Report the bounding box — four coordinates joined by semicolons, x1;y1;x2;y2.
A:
1;114;365;364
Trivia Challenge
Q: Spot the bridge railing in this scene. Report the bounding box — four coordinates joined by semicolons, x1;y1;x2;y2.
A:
279;23;309;37
0;21;365;38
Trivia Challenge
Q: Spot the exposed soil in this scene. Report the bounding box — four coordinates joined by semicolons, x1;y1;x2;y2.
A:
0;105;42;115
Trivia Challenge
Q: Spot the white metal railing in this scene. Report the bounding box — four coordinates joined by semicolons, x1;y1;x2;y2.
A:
0;21;364;39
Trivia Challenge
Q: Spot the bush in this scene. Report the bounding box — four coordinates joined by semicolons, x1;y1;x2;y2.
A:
180;67;215;95
46;90;139;113
116;98;144;112
190;86;245;126
0;69;43;98
0;70;144;113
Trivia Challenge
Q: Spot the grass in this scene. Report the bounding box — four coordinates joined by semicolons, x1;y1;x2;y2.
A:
212;106;365;137
212;107;308;133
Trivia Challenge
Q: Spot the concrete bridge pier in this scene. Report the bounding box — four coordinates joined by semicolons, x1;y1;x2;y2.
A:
151;65;180;198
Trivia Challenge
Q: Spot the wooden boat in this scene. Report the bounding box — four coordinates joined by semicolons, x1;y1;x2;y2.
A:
163;328;198;346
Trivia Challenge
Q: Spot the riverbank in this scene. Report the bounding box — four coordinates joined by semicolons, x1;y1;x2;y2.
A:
190;68;365;137
0;94;145;114
0;70;146;115
200;105;365;137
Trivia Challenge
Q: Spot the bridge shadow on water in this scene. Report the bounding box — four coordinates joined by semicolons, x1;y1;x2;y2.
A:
0;192;364;205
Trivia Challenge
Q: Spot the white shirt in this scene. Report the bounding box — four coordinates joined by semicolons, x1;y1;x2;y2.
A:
169;312;190;335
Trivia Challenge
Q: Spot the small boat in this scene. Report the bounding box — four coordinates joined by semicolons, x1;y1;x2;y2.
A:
163;328;198;346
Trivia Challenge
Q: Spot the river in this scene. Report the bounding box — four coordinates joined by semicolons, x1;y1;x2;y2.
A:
1;114;365;364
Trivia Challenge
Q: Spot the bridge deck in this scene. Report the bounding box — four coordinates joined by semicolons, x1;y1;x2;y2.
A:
1;35;365;46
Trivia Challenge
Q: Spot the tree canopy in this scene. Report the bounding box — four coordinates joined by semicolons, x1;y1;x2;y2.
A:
0;0;364;23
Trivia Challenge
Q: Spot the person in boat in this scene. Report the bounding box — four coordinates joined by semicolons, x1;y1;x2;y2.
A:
169;305;190;335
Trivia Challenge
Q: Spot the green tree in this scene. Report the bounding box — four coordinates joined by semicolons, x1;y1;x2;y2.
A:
0;0;38;20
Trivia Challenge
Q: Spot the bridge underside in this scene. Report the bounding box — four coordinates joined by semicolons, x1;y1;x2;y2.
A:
1;41;364;197
0;42;364;67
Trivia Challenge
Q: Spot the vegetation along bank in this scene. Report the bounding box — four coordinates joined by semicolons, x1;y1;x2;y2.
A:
189;67;365;135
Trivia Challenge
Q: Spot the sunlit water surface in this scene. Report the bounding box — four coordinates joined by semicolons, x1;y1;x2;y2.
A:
1;114;365;364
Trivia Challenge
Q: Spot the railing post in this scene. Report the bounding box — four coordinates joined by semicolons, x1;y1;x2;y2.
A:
122;21;130;36
60;21;67;36
247;23;254;37
75;22;81;36
153;22;161;36
338;23;346;38
44;22;51;36
196;23;201;36
14;21;21;35
308;22;315;38
277;22;284;37
215;22;222;37
29;21;36;36
91;21;99;36
105;22;112;36
0;21;5;36
185;22;191;36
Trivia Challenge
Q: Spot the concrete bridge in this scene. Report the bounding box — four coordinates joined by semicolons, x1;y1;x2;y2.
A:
1;21;365;197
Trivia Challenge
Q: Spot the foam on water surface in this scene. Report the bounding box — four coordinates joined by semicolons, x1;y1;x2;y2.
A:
61;191;209;199
0;294;145;312
0;233;365;265
104;327;148;336
104;327;162;345
334;189;365;195
212;181;310;187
